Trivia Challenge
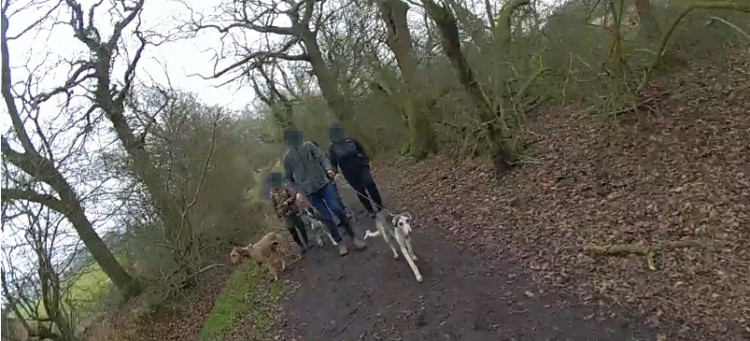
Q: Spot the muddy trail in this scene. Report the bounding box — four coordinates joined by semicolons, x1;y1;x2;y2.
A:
277;184;656;341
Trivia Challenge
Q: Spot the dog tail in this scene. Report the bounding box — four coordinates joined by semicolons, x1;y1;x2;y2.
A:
363;229;381;240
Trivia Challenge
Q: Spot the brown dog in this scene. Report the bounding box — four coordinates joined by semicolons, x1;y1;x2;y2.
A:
230;232;287;281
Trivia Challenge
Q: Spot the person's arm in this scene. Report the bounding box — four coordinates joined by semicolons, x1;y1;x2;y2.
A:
283;155;300;193
282;186;297;204
309;142;333;172
328;145;339;174
270;193;282;218
352;138;369;162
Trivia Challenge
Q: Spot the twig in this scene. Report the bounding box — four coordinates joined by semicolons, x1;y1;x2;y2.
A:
335;302;362;335
706;16;750;41
179;112;221;231
562;52;573;101
185;263;231;280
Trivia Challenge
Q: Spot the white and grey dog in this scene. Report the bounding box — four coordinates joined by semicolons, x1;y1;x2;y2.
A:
301;206;338;247
364;210;423;283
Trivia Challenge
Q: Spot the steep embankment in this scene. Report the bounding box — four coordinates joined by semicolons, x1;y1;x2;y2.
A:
374;50;749;339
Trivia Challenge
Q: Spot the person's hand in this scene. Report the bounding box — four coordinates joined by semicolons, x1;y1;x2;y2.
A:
326;170;336;179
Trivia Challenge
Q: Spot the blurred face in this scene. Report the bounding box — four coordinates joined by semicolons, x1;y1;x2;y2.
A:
329;124;346;142
268;173;283;188
283;129;303;147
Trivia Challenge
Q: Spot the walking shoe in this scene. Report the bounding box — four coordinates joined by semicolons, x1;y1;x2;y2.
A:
351;237;367;250
338;243;349;256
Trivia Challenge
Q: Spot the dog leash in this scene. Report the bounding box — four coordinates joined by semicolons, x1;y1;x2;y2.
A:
331;176;387;212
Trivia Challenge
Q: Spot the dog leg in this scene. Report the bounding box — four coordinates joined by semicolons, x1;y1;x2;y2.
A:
381;231;400;260
315;228;324;246
314;224;324;246
266;262;279;282
405;237;418;261
327;232;338;246
396;234;423;283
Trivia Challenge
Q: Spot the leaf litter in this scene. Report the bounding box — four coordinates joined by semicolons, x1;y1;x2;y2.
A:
373;50;749;340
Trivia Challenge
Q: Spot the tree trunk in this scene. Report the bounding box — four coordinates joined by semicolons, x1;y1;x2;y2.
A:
66;0;191;265
634;0;660;40
422;0;516;172
445;0;492;47
94;78;184;232
300;27;375;153
0;151;143;299
1;14;140;299
607;0;626;84
378;0;438;160
494;0;531;46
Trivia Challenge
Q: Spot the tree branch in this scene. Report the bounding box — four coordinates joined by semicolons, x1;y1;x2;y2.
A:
1;9;36;155
1;188;67;222
196;39;310;80
115;13;147;106
637;1;750;92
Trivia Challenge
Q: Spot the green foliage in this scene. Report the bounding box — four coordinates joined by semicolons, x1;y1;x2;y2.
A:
199;263;282;341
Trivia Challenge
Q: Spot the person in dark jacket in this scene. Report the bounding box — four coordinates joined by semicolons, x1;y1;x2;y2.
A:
327;123;384;218
282;129;366;256
268;172;309;253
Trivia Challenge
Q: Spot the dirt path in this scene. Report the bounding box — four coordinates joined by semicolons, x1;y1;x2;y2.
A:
278;185;656;341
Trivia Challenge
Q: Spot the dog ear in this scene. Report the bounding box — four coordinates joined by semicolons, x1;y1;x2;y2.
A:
390;214;399;226
238;245;251;255
403;212;412;220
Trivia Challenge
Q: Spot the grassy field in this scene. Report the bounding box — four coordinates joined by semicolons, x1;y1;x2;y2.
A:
23;257;122;320
199;262;282;341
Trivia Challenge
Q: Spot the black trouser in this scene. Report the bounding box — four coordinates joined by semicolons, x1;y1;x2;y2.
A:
283;213;309;247
341;165;383;214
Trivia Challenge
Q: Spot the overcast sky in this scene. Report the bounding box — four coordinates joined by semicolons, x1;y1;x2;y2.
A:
0;0;256;274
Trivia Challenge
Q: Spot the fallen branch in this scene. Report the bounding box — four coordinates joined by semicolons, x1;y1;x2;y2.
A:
584;239;717;271
584;239;710;255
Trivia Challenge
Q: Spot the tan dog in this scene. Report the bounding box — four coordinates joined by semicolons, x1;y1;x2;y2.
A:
230;232;287;281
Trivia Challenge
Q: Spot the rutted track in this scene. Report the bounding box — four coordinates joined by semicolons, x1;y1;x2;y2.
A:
277;184;654;341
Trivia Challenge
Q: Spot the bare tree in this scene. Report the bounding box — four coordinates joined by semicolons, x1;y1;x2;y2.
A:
0;0;140;298
52;0;187;240
187;0;375;152
421;0;517;172
249;64;297;130
375;0;439;159
1;199;86;340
